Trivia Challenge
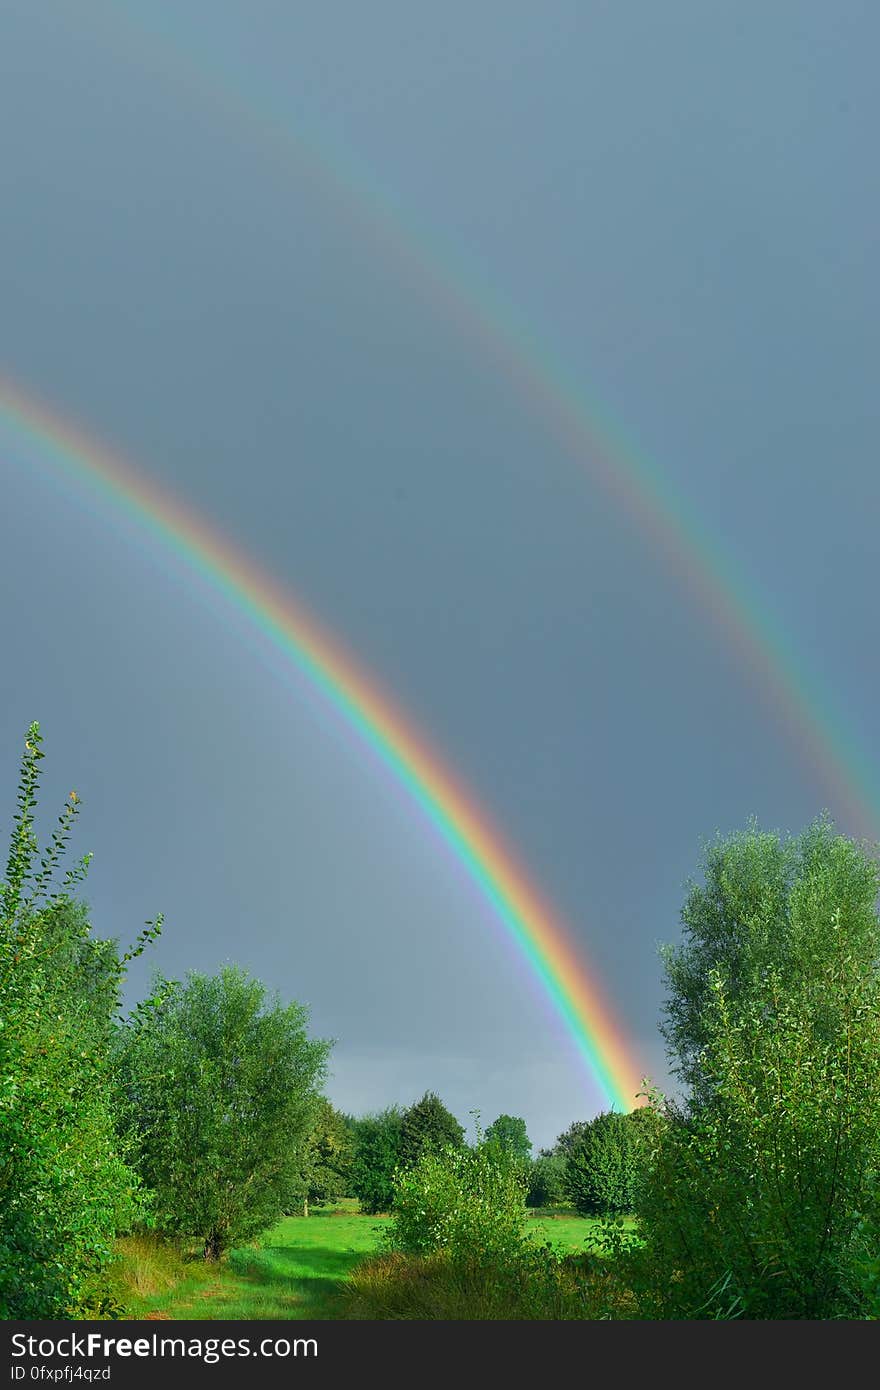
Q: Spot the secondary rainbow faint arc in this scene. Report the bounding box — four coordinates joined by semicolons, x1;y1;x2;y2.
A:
0;376;643;1112
93;1;879;844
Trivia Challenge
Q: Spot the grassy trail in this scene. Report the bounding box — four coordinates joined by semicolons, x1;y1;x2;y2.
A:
114;1203;613;1320
115;1207;391;1320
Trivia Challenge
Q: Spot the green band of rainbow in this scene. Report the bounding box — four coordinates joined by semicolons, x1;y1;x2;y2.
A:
1;376;643;1112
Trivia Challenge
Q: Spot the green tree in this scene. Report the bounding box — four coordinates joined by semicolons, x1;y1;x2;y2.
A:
562;1110;644;1215
350;1108;404;1214
526;1152;570;1209
635;818;880;1318
117;966;330;1259
399;1091;464;1169
660;816;880;1108
485;1114;532;1164
554;1120;589;1158
0;725;158;1316
288;1097;353;1215
37;898;122;1034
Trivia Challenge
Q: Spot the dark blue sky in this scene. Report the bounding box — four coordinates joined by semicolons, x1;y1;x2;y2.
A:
1;1;877;1147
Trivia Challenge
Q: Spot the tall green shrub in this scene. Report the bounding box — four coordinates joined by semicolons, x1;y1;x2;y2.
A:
387;1136;529;1265
526;1152;570;1209
634;819;880;1318
0;725;156;1316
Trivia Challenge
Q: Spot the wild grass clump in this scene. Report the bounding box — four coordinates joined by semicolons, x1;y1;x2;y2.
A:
342;1245;636;1320
108;1232;185;1302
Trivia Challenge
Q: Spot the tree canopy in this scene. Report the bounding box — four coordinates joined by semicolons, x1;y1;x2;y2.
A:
116;966;330;1258
636;818;880;1317
398;1092;465;1170
485;1114;532;1164
660;816;880;1106
350;1108;405;1215
561;1110;645;1215
288;1098;354;1214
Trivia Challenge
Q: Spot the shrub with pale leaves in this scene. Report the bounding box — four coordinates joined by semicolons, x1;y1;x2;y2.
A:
386;1137;528;1265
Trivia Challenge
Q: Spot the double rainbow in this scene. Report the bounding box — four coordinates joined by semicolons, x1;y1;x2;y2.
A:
4;5;876;1114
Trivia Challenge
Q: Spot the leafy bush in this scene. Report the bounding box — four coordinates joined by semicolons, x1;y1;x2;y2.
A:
633;972;880;1317
386;1136;528;1265
0;725;153;1316
848;1176;880;1319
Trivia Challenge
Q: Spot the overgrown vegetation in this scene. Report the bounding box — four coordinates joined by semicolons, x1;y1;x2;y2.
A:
0;726;156;1316
343;1244;635;1321
630;819;880;1318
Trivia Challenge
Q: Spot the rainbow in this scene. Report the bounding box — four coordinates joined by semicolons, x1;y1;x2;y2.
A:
4;10;876;1115
0;375;643;1112
85;2;879;843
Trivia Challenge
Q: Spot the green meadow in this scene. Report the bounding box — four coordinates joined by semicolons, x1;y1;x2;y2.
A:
523;1209;631;1253
112;1203;607;1320
113;1204;388;1320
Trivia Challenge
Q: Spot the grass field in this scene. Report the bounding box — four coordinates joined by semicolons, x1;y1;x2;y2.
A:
524;1209;624;1252
113;1202;609;1320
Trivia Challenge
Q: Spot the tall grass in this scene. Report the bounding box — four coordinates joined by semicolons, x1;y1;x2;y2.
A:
342;1247;638;1320
112;1235;181;1300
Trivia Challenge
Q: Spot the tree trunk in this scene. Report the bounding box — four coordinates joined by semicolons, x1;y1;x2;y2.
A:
204;1231;221;1261
303;1199;309;1218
